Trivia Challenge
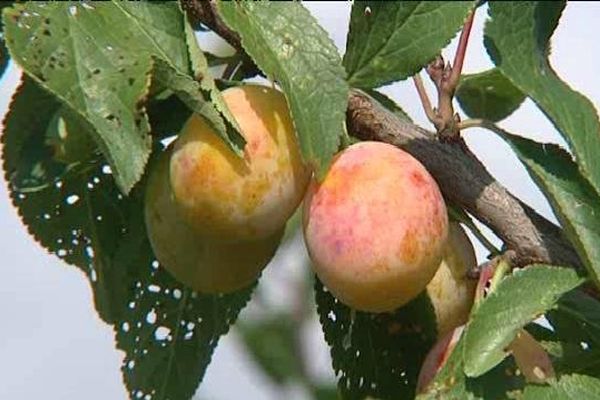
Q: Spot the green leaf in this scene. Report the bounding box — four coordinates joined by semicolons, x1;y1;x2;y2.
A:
500;133;600;289
114;236;255;400
365;89;413;123
237;315;303;385
182;17;246;153
344;1;476;88
217;1;349;178
523;374;600;400
148;57;245;151
544;291;600;377
0;1;13;79
2;77;255;400
3;2;191;193
456;68;525;122
485;2;600;196
315;278;437;400
463;265;584;377
549;291;600;347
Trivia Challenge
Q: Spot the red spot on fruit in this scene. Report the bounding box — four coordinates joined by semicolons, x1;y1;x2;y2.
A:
411;170;426;187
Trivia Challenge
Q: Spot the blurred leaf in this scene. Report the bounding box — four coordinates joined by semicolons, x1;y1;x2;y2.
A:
313;385;341;400
523;374;600;400
365;89;413;123
485;2;600;196
3;2;190;193
237;315;303;385
2;76;255;400
500;133;600;290
456;68;525;122
344;1;475;88
463;265;583;377
315;279;437;400
217;1;349;178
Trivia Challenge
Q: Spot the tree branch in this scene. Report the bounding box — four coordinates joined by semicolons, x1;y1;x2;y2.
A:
184;0;584;273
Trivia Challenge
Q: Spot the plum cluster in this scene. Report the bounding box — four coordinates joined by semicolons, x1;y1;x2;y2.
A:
145;84;476;336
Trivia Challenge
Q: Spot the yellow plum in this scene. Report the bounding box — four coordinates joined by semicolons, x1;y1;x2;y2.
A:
169;84;310;241
145;147;283;294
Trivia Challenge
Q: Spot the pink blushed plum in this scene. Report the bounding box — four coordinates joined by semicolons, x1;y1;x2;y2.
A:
303;141;449;313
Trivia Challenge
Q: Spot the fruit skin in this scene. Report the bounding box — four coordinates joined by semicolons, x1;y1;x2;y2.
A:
145;147;283;294
303;141;449;313
426;222;477;338
170;84;310;241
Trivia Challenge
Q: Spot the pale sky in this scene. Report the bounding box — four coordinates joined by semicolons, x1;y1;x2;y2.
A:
0;3;599;400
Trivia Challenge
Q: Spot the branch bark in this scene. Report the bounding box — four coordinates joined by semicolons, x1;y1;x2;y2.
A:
183;0;584;272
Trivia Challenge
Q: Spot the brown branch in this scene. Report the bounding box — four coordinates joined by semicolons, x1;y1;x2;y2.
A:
413;74;438;125
184;1;584;273
181;0;242;50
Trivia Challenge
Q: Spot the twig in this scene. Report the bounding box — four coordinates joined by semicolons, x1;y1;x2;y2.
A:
449;10;475;90
413;74;439;125
424;10;475;139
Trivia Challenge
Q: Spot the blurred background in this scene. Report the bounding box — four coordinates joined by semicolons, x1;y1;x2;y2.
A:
0;2;599;399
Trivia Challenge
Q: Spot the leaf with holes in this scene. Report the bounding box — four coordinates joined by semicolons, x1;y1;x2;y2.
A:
113;228;255;400
2;77;256;400
500;133;600;290
456;68;525;122
2;75;141;324
2;2;191;193
344;1;476;88
217;1;349;178
463;265;583;378
315;279;437;400
485;2;600;196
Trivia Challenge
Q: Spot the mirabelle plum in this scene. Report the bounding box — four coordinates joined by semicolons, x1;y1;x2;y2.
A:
426;223;477;338
144;147;283;294
169;84;310;241
303;141;449;313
